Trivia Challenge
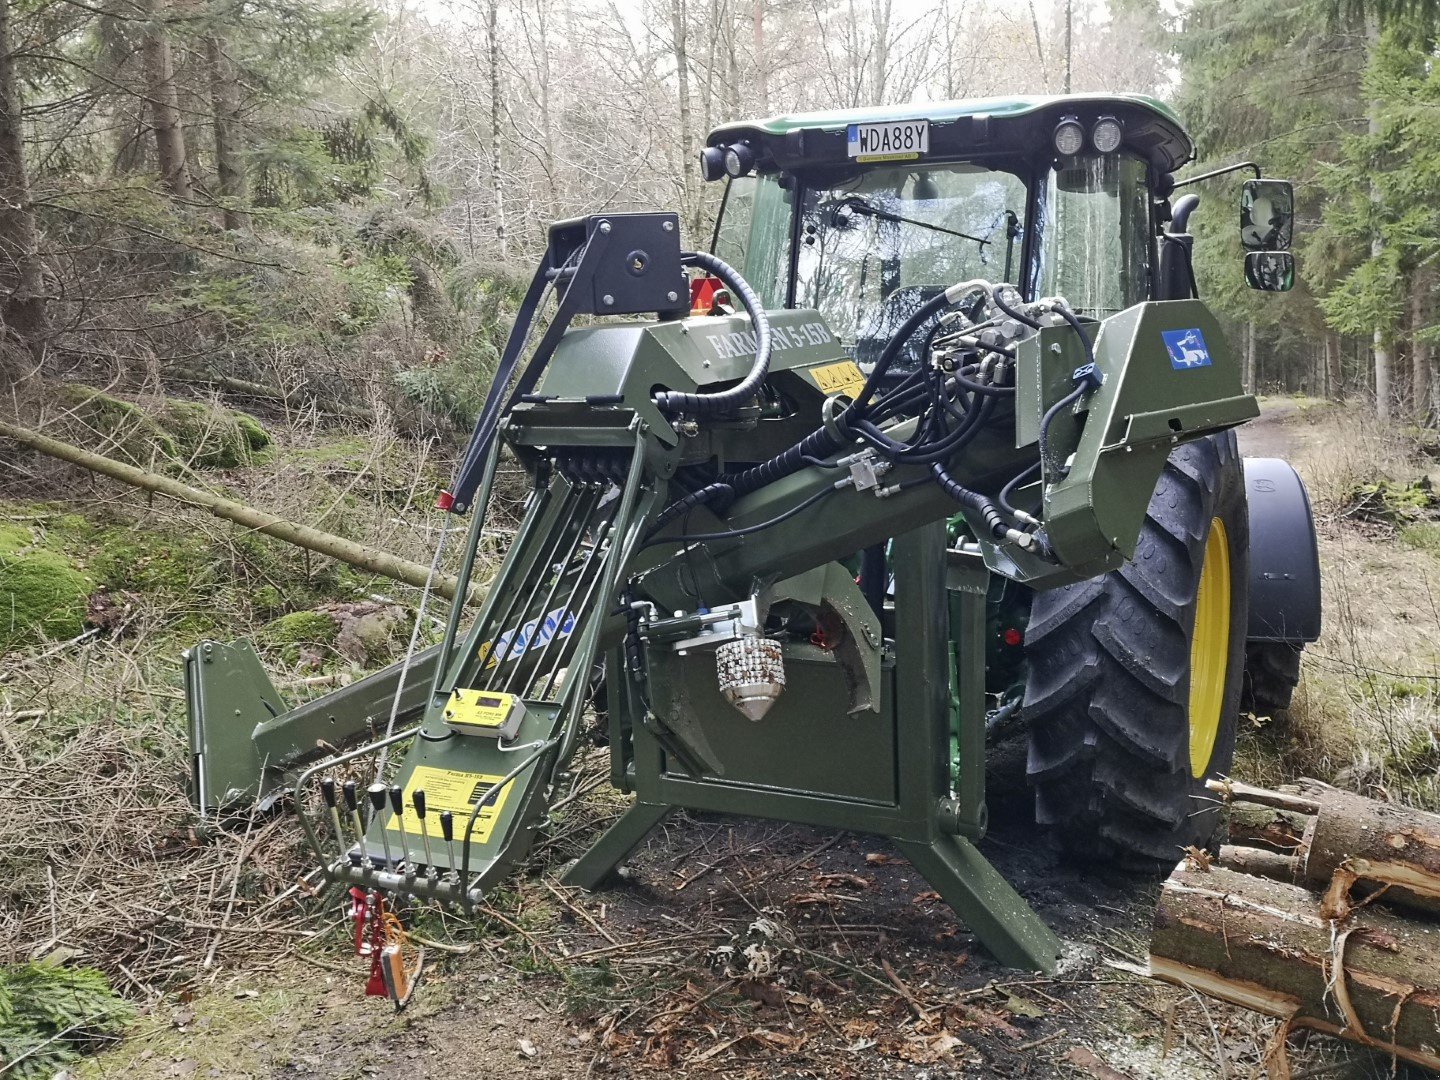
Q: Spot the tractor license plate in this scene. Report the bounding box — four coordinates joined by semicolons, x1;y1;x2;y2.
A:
847;119;929;162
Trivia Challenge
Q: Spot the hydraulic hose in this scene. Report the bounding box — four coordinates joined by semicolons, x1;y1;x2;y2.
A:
654;251;772;417
930;460;1010;540
847;288;954;415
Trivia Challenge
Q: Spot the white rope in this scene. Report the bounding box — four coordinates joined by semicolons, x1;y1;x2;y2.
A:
374;509;454;781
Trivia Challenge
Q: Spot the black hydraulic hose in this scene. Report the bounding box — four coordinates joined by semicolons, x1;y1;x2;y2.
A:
988;285;1042;330
894;394;995;465
1037;302;1100;479
930;460;1010;540
848;289;954;415
998;461;1041;522
654;251;772;417
643;485;836;547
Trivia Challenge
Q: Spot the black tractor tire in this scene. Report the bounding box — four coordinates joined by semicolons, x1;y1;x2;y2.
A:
1241;641;1302;715
1023;431;1250;869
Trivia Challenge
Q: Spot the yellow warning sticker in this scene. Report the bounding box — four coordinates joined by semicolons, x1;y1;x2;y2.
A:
388;765;515;844
809;360;867;400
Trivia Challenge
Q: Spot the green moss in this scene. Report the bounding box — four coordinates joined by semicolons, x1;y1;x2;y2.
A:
60;385;178;465
0;525;92;649
234;411;271;452
58;386;273;471
259;610;338;663
162;400;265;468
1346;477;1438;525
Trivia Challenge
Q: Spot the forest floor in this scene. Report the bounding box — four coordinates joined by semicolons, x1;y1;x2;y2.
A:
9;395;1436;1080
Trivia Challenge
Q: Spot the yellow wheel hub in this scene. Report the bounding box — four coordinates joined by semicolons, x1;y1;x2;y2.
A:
1188;517;1231;778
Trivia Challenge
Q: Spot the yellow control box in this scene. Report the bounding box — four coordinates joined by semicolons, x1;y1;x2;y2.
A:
444;688;526;740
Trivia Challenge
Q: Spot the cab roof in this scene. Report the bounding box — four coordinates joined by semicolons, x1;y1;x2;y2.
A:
705;93;1194;176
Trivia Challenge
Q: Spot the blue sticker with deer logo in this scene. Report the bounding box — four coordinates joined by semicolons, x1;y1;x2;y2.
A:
1162;328;1212;370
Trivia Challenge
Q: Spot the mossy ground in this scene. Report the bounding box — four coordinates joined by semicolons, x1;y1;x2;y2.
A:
0;521;93;648
56;385;273;472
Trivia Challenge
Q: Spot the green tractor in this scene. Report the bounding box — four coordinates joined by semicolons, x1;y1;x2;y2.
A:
185;93;1321;980
699;94;1319;866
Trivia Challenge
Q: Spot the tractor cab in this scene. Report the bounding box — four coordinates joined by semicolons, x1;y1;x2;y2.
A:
702;95;1293;376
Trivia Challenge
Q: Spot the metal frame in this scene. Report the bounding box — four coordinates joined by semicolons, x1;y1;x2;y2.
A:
565;522;1062;973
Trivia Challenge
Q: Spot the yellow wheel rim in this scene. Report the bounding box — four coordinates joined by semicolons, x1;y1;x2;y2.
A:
1188;517;1231;778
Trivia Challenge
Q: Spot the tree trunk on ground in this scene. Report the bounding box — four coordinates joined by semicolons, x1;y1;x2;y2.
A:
205;33;248;231
0;0;49;359
1217;844;1298;883
1228;801;1310;852
141;0;193;200
1151;863;1440;1069
0;420;481;604
1301;789;1440;917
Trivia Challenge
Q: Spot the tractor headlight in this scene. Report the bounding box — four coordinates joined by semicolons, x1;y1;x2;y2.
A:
1091;116;1124;154
724;143;755;178
1052;117;1085;158
699;146;727;182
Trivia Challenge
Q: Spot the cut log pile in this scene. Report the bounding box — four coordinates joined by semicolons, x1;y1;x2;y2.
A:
1149;778;1440;1073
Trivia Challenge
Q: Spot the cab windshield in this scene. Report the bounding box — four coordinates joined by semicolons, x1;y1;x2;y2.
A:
711;153;1153;360
793;163;1027;353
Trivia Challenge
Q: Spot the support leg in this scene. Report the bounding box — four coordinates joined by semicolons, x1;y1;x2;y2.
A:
897;835;1063;974
563;800;672;890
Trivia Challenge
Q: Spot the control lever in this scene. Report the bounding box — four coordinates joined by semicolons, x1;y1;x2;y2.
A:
413;789;437;880
439;810;456;885
389;785;414;880
368;783;396;871
342;780;366;859
320;777;346;857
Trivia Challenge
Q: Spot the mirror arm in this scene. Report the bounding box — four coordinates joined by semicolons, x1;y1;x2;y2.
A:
1171;161;1261;190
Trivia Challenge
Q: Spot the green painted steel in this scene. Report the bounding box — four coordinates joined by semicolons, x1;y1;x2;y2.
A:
707;92;1194;174
182;97;1281;971
712;93;1183;139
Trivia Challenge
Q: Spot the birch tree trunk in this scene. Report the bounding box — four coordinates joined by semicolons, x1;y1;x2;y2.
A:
487;0;507;257
142;0;193;200
0;0;49;357
751;0;767;113
205;33;248;231
671;0;699;239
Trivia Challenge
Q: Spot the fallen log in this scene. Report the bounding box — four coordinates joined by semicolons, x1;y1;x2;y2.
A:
1206;777;1320;815
1150;862;1440;1070
0;419;481;604
1302;789;1440;918
1217;844;1298;883
1228;800;1310;852
170;368;377;421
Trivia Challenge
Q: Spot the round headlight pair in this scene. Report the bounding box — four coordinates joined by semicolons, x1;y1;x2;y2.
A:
1052;116;1124;157
699;142;755;181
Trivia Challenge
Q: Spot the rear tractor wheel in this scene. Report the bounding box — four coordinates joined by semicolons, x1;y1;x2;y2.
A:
1022;431;1250;868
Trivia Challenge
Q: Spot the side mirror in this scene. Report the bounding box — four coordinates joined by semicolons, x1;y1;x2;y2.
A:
1240;179;1294;252
1245;251;1294;292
